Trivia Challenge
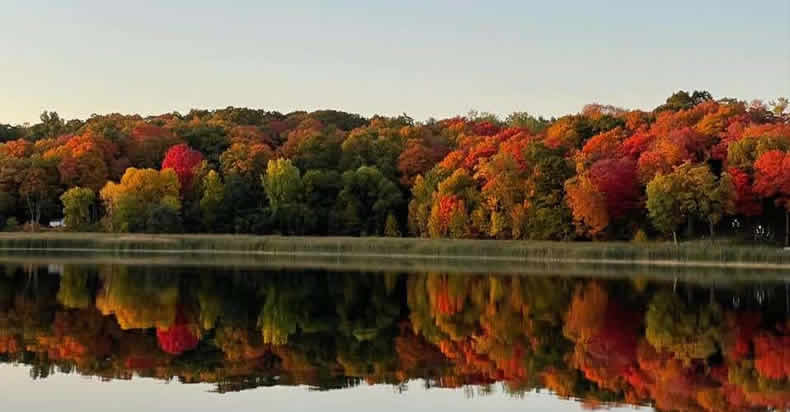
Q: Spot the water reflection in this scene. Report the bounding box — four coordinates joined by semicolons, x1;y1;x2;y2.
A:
0;264;789;411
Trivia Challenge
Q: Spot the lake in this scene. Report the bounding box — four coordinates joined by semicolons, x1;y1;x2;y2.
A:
0;257;787;411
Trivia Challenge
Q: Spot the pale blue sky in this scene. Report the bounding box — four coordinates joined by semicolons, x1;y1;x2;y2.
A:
2;0;788;124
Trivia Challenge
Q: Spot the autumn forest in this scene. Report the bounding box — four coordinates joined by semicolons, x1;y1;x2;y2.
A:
1;91;789;243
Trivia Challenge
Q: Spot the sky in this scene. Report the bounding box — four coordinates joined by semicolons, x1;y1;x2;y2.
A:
1;0;789;124
0;365;652;412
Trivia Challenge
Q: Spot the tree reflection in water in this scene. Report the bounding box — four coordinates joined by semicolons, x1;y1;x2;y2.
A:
0;263;788;411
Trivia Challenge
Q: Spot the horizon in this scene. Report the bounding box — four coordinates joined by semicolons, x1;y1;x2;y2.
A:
0;90;770;127
2;0;789;125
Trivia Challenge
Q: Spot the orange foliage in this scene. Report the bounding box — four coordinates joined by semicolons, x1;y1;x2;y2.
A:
565;177;609;236
581;128;626;163
46;133;118;190
0;139;33;158
754;333;790;380
637;138;691;183
753;150;790;203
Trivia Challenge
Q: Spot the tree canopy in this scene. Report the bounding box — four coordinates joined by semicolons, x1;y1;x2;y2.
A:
0;92;788;242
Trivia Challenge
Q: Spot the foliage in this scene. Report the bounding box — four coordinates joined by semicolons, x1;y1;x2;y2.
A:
199;170;225;231
161;144;204;192
100;168;181;232
647;163;734;239
60;187;95;230
262;158;304;234
0;91;786;240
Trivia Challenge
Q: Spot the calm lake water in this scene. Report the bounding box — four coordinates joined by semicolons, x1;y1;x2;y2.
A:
0;258;788;411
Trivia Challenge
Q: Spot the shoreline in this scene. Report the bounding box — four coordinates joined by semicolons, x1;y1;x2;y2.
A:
0;232;787;268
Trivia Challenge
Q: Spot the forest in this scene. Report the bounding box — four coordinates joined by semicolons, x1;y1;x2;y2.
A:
1;91;789;244
0;264;789;411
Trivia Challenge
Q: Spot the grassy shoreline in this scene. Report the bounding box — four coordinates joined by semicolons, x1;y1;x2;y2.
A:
0;232;787;266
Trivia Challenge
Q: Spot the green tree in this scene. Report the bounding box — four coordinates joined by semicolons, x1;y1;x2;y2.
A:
179;124;229;167
27;110;65;141
199;170;225;231
57;265;94;309
646;171;687;243
340;125;403;181
646;163;735;242
146;203;182;233
384;213;401;237
302;169;342;235
60;187;96;231
336;166;403;236
505;112;550;133
523;142;574;240
262;158;304;234
646;291;723;364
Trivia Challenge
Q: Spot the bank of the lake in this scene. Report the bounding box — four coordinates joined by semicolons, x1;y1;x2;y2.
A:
0;232;788;268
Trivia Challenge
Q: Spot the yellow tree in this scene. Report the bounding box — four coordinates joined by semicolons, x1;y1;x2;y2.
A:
100;168;181;232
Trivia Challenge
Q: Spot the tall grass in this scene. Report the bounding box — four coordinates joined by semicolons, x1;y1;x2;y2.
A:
0;250;787;283
0;233;787;266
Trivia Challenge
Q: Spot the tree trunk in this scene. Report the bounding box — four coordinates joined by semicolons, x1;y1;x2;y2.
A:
709;219;715;242
25;198;36;232
673;231;678;245
786;211;789;247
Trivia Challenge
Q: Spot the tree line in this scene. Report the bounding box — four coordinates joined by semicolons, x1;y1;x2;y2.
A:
1;92;789;243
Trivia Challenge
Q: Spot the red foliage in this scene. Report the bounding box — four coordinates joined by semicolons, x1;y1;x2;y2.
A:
156;307;199;355
437;195;463;228
472;121;501;137
620;131;655;158
161;144;204;191
398;139;449;186
728;168;763;216
668;127;713;158
589;157;640;218
463;137;499;170
127;124;182;168
498;130;533;170
727;312;762;361
574;299;642;391
156;324;199;355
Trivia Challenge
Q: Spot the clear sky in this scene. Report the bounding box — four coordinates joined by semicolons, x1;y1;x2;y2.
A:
0;365;652;412
2;0;788;124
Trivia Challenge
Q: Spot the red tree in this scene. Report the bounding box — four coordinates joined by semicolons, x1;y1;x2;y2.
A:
589;157;640;219
156;307;199;355
728;168;762;216
161;144;204;192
